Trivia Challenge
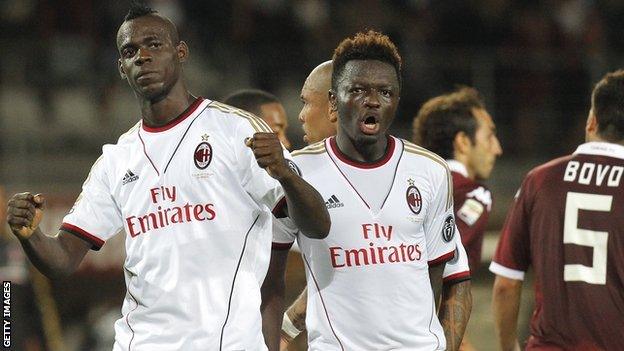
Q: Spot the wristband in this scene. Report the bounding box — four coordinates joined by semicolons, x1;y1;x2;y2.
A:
281;313;302;340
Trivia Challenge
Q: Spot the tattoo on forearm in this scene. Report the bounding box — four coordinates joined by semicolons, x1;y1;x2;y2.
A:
439;282;471;351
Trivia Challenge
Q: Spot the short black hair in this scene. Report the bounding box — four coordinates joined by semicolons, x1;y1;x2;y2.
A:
413;87;486;159
331;30;402;91
125;1;157;21
223;89;280;116
592;70;624;143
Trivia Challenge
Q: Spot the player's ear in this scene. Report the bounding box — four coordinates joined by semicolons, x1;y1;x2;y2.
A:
328;106;338;123
176;41;189;63
454;131;472;154
586;109;598;135
118;59;127;80
329;90;338;112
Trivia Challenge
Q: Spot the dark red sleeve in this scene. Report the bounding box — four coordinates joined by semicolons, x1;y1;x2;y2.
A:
492;174;534;273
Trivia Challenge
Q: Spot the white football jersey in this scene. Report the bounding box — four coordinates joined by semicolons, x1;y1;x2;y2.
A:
62;98;288;351
274;136;457;350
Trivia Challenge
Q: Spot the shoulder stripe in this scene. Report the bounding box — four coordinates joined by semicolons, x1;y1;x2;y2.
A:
291;141;327;156
403;141;453;210
209;101;273;133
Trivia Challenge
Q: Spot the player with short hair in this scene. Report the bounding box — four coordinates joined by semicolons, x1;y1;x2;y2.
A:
490;69;624;350
6;4;329;351
279;66;475;351
265;30;459;350
413;86;502;350
224;89;292;150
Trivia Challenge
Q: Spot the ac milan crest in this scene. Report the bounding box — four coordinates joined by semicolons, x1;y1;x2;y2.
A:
194;142;213;169
406;185;422;214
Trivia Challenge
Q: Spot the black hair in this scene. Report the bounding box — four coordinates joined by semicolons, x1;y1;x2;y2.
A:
124;1;158;21
331;30;402;91
592;70;624;142
413;87;485;159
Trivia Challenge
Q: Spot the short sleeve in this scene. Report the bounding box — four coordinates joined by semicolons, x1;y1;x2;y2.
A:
272;216;298;250
424;166;457;265
234;120;287;215
61;155;123;250
443;231;471;284
489;175;534;281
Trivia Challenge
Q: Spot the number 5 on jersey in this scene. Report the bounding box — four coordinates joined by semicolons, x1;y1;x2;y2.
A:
563;192;612;285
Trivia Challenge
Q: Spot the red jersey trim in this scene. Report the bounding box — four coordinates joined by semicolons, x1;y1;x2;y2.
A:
272;242;294;251
272;197;287;218
428;250;455;266
141;97;204;133
328;136;395;169
443;271;471;285
60;223;104;250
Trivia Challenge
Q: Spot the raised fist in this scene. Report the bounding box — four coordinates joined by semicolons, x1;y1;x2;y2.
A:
245;132;292;180
6;192;45;240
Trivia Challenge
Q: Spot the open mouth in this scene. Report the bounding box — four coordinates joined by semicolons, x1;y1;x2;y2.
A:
360;116;380;135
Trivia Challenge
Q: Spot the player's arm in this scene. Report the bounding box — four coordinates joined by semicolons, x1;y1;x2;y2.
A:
280;287;307;350
492;275;523;351
7;193;91;279
247;133;330;239
438;280;472;351
261;248;290;351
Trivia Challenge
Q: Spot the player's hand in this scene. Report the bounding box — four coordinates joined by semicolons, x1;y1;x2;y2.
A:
245;132;292;180
6;192;45;240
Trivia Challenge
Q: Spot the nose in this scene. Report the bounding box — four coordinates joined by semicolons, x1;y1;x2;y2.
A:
135;47;152;66
364;90;381;108
493;136;503;156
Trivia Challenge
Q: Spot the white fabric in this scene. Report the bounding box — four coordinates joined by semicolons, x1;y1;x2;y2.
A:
273;136;455;350
489;261;526;281
442;233;470;280
446;159;469;178
573;141;624;159
63;99;287;350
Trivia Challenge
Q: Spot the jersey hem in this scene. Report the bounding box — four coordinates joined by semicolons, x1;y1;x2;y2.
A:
489;261;525;281
60;223;104;250
428;250;455;266
443;271;471;285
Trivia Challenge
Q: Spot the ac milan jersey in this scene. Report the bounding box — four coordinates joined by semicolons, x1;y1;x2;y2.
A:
490;142;624;350
62;98;288;350
273;136;456;350
448;160;492;273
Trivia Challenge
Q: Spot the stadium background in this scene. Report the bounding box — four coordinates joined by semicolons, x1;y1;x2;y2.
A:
0;0;621;350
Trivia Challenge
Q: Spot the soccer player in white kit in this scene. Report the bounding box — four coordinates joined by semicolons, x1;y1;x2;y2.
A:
278;60;473;351
5;4;329;351
266;31;459;350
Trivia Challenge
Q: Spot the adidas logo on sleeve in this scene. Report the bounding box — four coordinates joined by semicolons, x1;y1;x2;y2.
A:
325;195;344;209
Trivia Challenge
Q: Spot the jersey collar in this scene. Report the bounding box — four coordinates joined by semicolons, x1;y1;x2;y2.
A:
574;142;624;160
141;97;205;133
328;135;396;169
446;159;469;177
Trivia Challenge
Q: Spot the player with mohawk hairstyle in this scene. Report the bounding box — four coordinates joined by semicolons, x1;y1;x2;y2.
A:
265;30;463;350
6;2;329;350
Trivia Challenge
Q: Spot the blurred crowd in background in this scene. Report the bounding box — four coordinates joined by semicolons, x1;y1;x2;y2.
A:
1;0;624;350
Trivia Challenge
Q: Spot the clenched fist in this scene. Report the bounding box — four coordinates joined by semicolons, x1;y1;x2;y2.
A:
245;132;293;180
6;192;45;240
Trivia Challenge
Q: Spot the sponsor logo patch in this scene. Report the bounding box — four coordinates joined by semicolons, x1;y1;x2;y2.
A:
325;195;344;209
287;159;302;176
122;169;139;185
457;198;484;226
442;215;455;242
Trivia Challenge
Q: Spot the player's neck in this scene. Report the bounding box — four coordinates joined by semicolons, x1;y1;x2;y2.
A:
140;85;195;128
335;131;389;163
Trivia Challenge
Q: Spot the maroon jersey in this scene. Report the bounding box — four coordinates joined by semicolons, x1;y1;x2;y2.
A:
448;160;492;272
491;142;624;350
